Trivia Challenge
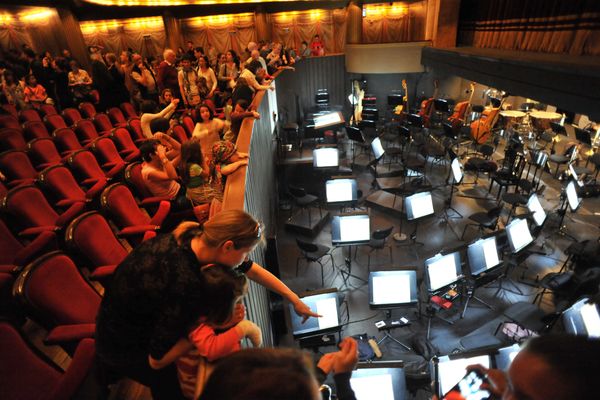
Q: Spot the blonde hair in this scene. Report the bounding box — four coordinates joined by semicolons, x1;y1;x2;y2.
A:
173;210;263;249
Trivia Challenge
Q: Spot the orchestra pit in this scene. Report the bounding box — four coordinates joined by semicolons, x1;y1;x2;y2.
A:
0;1;599;399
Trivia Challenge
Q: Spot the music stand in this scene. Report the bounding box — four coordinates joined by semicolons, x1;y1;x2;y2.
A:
424;251;463;339
367;137;386;186
574;126;592;147
326;178;358;211
346;125;366;164
290;288;342;348
396;191;434;253
549;180;580;241
349;361;407;400
313;147;339;169
435;353;492;396
463;234;502;317
561;297;600;338
331;213;370;286
369;270;418;351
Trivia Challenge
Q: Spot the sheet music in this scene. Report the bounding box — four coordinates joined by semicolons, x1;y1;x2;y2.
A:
482;238;499;269
351;374;394;400
372;275;411;304
339;217;370;242
327;181;353;202
428;256;457;291
410;193;434;219
581;303;600;338
316;297;338;330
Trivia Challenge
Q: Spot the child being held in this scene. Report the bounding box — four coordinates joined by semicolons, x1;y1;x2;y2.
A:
176;264;262;399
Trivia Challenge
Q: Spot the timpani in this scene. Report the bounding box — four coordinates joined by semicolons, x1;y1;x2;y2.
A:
530;111;562;132
499;110;526;129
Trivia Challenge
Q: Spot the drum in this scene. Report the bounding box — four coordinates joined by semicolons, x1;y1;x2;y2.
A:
530;111;562;132
499;110;526;129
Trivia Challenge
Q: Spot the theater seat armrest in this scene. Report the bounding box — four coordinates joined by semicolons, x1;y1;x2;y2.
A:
13;231;57;266
118;225;160;237
44;324;96;345
149;201;171;226
49;338;96;400
89;265;117;281
56;202;85;227
85;179;107;200
19;226;59;237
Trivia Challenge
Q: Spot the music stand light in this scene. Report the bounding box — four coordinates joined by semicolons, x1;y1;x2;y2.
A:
313;147;339;169
325;178;357;205
462;234;501;317
331;213;370;285
526;193;547;227
561;297;600;338
506;218;534;254
369;270;418;351
396;191;434;251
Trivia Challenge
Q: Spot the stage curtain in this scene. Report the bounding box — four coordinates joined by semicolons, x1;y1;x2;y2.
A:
362;3;419;44
181;14;256;57
458;0;600;56
81;18;166;59
0;20;32;51
270;9;344;55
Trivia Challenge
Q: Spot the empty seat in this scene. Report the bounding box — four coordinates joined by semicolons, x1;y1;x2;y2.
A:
53;127;84;157
101;182;170;243
3;185;84;237
91;136;127;174
0;128;28;151
171;124;189;143
66;211;129;281
0;114;20;129
0;320;96;400
27;138;64;170
44;114;68;133
13;252;101;348
181;115;195;137
23;120;51;141
18;108;42;123
74;118;102;145
38;164;103;207
127;117;145;144
107;107;128;127
62;107;83;126
38;103;58;117
78;101;96;119
120;102;137;119
1;103;18;117
0;150;38;187
110;127;141;161
93;113;113;135
0;219;56;273
66;149;116;187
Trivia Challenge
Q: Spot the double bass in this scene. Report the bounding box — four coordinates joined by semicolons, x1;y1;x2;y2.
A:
470;93;509;145
419;79;438;128
448;82;475;130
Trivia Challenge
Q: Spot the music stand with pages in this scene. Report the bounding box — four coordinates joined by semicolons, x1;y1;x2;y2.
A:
331;213;371;285
438;157;464;240
346;125;367;164
394;191;435;253
424;251;463;339
434;353;492;397
290;289;342;348
313;147;339;169
326;178;358;210
562;297;600;338
462;234;501;317
493;218;535;296
369;270;418;350
550;180;580;241
349;361;407;400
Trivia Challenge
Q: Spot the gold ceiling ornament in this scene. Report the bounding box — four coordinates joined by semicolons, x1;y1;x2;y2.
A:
83;0;311;6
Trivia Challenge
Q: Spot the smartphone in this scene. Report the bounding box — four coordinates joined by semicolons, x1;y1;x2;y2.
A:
442;369;490;400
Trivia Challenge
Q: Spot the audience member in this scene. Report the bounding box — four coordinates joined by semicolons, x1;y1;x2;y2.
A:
310;34;325;56
209;140;248;192
192;103;228;159
1;70;25;109
175;265;261;399
140;98;179;138
238;61;272;93
67;60;94;104
230;77;254;109
196;55;217;101
198;337;358;400
217;50;239;93
90;52;112;110
23;74;52;108
178;54;201;108
224;99;259;143
119;50;135;94
51;57;72;109
206;44;218;69
105;52;131;106
179;139;222;204
96;212;318;399
131;54;159;102
157;49;180;100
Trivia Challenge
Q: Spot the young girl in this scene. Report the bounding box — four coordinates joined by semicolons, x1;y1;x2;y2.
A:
23;74;53;108
180;139;223;204
191;103;228;160
176;264;262;399
210;140;248;192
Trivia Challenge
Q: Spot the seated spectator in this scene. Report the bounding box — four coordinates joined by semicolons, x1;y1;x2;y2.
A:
23;74;52;108
299;41;311;59
192;103;228;159
209;140;248;192
1;70;25;109
175;265;262;399
140;98;179;138
179;139;223;204
224;99;259;143
199;337;358;400
67;60;94;104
